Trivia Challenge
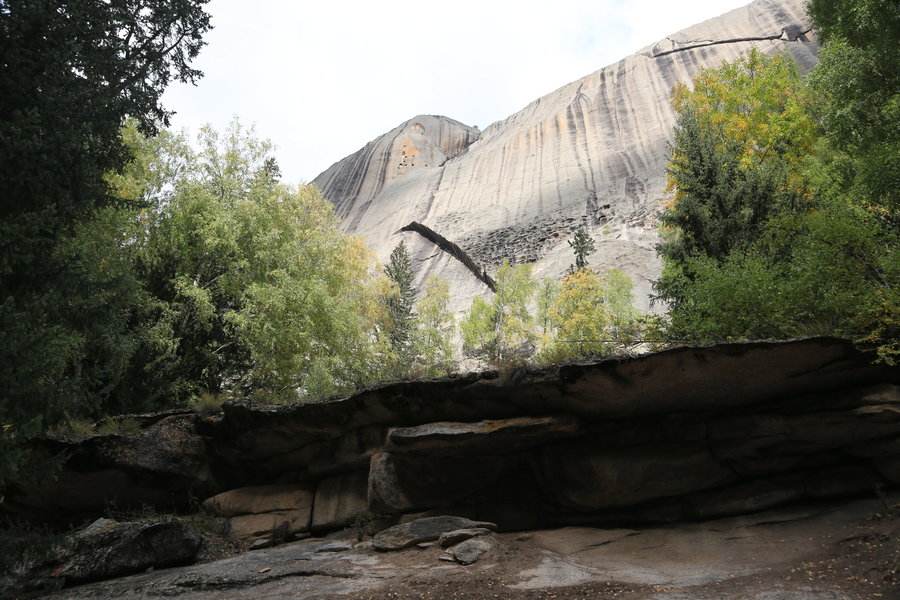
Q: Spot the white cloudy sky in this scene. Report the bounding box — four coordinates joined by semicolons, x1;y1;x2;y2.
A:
162;0;749;183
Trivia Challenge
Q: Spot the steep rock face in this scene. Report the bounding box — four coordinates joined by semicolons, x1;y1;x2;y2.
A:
314;116;480;232
312;0;817;313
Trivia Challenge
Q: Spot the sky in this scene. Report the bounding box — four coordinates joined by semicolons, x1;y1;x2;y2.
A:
162;0;750;184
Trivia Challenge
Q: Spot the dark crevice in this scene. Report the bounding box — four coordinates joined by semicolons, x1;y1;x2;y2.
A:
398;221;496;292
649;27;812;59
170;569;358;593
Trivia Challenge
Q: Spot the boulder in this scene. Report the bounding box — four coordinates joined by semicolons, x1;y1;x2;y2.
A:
709;406;900;476
54;518;200;585
11;414;214;517
373;516;497;551
438;527;493;548
875;456;900;484
448;536;494;565
311;470;369;531
209;338;892;469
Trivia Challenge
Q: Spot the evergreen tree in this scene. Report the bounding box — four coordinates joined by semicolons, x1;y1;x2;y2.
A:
653;31;899;363
384;241;417;356
0;0;212;445
568;226;596;271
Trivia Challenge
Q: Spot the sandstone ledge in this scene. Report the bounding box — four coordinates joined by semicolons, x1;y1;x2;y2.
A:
4;338;898;537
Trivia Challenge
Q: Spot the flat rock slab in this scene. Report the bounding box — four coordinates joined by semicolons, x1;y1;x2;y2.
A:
41;538;378;599
438;527;493;548
38;496;900;599
373;516;497;551
387;416;582;455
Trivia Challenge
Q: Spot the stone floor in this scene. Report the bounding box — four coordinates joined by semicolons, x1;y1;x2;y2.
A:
49;495;900;599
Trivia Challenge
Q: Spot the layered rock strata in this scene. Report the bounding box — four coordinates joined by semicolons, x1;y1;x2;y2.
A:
6;338;899;537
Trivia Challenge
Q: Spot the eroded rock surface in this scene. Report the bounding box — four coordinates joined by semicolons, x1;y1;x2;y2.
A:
7;337;898;533
312;0;818;315
40;496;900;599
202;483;314;542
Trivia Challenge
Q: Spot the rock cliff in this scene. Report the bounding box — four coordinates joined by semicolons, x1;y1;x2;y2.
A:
312;0;818;313
7;338;899;538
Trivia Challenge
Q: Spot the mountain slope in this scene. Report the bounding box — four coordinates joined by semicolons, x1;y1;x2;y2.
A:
312;0;817;313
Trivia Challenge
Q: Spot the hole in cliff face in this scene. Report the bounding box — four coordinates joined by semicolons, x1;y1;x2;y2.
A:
410;122;426;135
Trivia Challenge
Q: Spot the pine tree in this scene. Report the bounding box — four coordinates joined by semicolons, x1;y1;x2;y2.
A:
384;241;417;355
568;226;596;271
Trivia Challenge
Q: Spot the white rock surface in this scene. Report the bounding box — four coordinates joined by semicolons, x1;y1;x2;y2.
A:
312;0;817;315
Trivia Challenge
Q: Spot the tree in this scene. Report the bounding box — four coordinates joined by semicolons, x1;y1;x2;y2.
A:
461;261;536;366
0;0;212;274
122;122;392;403
0;1;211;442
659;50;815;263
539;268;638;362
568;226;596;271
383;241;417;361
536;278;560;336
804;0;900;363
807;0;900;217
413;276;456;377
654;16;899;362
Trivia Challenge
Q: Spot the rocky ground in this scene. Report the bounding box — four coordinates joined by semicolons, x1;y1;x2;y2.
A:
40;495;900;600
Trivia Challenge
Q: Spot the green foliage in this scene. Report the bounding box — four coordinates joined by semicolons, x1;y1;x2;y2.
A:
539;268;639;362
567;226;596;271
383;241;417;360
658;50;813;273
536;278;560;337
121;122;392;403
663;199;898;345
412;277;456;377
0;0;211;236
656;15;900;362
807;0;900;216
0;0;211;484
461;261;536;366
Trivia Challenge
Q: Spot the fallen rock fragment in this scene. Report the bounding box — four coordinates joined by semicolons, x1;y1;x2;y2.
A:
373;516;497;551
2;517;204;596
448;536;494;565
438;527;493;548
58;517;201;583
